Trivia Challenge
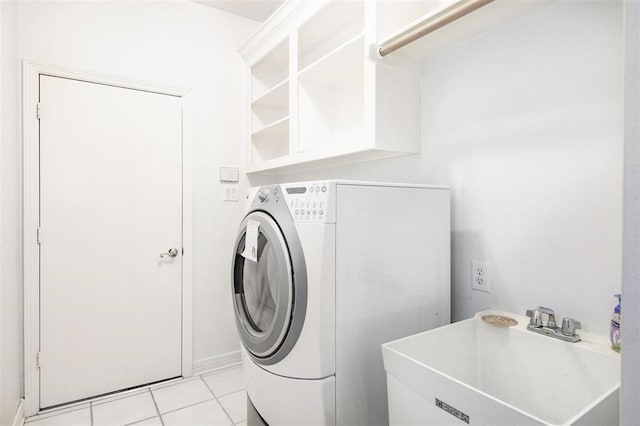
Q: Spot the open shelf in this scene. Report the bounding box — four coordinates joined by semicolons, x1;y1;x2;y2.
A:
251;80;289;132
298;35;364;82
298;1;364;71
252;78;288;107
251;37;289;101
252;115;289;137
251;117;290;163
298;36;364;155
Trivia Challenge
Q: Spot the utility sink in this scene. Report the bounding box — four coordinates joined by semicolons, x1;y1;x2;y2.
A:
382;310;620;426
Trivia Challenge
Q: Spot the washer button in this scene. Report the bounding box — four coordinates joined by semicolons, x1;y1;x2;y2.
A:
313;210;316;215
306;210;310;215
321;186;327;192
309;187;314;193
295;209;299;215
315;186;320;192
319;210;324;215
273;188;278;195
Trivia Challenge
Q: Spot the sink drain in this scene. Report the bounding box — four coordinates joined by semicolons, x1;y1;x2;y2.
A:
481;314;518;327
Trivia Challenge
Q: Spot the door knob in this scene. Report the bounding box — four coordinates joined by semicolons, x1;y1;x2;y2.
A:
160;248;179;258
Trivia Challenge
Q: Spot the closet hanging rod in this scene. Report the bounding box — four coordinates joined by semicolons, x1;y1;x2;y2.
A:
377;0;495;57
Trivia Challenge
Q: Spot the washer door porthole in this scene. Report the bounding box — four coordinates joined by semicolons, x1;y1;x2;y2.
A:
232;212;294;358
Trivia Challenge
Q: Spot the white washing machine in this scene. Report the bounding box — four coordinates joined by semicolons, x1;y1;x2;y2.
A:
231;180;450;426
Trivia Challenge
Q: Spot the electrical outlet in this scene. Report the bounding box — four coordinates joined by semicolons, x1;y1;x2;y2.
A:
471;260;490;293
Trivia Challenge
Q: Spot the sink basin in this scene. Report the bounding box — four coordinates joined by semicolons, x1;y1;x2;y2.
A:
382;310;620;425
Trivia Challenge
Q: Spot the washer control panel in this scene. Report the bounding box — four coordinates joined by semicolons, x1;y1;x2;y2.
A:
281;181;335;223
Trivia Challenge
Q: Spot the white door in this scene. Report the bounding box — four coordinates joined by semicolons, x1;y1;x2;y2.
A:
39;75;183;408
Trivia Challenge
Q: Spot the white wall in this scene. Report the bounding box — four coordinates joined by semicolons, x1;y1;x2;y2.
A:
268;0;623;335
622;1;640;424
1;0;23;423
17;0;258;367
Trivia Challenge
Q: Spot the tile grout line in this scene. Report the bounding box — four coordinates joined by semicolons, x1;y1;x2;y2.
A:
123;415;158;426
91;387;151;407
155;397;219;417
200;368;246;398
148;389;165;426
149;378;232;417
199;375;236;426
215;388;247;399
224;391;249;426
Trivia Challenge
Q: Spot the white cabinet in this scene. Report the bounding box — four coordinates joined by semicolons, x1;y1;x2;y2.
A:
240;0;423;174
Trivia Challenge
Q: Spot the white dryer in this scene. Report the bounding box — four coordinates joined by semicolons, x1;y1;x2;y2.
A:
231;181;450;426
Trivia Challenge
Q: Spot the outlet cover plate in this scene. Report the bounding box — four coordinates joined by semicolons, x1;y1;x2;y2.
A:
471;260;490;293
223;184;239;202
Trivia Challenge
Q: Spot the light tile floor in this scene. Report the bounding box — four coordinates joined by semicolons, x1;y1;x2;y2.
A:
26;366;247;426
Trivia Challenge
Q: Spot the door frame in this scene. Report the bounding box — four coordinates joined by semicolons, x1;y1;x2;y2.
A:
22;60;194;416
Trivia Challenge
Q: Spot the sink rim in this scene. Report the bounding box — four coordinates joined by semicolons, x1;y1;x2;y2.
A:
382;310;620;426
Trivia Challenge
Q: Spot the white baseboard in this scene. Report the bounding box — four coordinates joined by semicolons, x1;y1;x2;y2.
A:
12;399;25;426
192;350;242;376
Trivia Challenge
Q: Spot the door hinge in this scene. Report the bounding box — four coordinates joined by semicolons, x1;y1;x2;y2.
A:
37;351;42;368
37;102;42;120
37;227;41;245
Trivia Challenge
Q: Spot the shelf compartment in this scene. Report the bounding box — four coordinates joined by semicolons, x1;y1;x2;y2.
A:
298;36;364;155
298;34;364;81
251;117;290;163
298;1;364;71
251;80;289;132
251;37;289;101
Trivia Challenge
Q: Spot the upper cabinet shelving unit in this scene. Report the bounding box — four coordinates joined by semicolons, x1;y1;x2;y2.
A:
240;0;553;174
240;0;422;174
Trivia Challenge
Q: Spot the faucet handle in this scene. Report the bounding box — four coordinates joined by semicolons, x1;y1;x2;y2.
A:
536;306;558;329
526;309;543;328
561;317;582;337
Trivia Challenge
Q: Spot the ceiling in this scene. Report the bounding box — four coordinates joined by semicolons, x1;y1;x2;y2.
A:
194;0;284;22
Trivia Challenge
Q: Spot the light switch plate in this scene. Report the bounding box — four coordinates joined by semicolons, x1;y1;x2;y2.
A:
223;184;239;202
219;166;239;183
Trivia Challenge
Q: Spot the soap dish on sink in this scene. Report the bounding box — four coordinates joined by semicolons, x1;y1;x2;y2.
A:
481;314;518;327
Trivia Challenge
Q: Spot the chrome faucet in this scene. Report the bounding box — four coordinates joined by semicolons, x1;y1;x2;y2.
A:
525;307;581;343
561;317;582;337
